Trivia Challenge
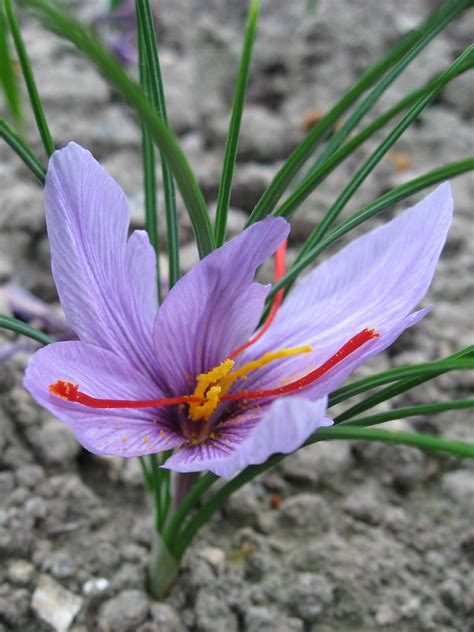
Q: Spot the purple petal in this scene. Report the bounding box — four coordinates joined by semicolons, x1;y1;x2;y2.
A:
45;143;158;377
162;396;331;478
24;341;183;457
239;184;452;396
153;217;290;394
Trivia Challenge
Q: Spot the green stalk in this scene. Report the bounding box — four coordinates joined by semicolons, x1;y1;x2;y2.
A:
135;0;180;285
4;0;54;156
214;0;260;246
246;0;470;225
0;118;46;183
0;314;52;345
20;0;215;258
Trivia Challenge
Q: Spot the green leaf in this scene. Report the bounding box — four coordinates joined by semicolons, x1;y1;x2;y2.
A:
173;418;474;558
335;359;474;424
303;0;470;185
0;3;22;122
276;54;472;228
329;346;474;407
4;0;54;157
246;0;470;225
308;426;474;458
19;0;215;258
135;0;180;286
0;118;46;183
214;0;260;247
136;3;161;301
265;157;474;303
337;399;474;427
0;314;52;345
290;46;473;242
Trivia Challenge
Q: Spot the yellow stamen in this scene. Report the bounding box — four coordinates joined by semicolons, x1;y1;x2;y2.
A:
188;346;312;422
188;359;234;421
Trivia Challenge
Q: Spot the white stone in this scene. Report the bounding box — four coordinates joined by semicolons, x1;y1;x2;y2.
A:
32;574;83;632
82;577;110;595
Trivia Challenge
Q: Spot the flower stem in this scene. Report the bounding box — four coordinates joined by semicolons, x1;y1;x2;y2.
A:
148;530;179;600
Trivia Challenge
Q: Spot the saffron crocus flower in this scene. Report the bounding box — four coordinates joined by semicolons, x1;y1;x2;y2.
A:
24;143;452;478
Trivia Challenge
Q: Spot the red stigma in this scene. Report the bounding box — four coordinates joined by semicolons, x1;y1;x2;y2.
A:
229;238;287;359
48;380;204;409
221;328;380;403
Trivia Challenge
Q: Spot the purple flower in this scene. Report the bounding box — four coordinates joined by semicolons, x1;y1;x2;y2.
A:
24;143;452;478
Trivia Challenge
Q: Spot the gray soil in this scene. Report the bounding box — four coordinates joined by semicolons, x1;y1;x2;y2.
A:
1;1;473;630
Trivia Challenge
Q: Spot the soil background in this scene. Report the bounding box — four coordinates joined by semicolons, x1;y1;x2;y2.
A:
0;1;473;630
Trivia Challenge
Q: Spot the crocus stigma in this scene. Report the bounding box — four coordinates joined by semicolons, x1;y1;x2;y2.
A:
24;143;453;478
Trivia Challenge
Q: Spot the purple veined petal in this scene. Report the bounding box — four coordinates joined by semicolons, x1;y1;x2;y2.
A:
153;216;290;395
45;143;159;379
162;396;331;478
239;184;452;394
24;341;184;457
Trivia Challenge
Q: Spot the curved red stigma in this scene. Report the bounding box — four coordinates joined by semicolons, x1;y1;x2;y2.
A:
48;380;204;409
228;238;287;359
221;327;380;403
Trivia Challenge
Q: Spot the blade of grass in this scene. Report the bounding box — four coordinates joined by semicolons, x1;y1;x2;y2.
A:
276;46;473;224
214;0;260;247
135;0;179;285
329;346;474;407
0;314;52;345
0;118;46;183
337;399;474;427
20;0;215;258
4;0;54;156
0;3;22;122
246;0;470;225
265;157;474;303
136;7;161;301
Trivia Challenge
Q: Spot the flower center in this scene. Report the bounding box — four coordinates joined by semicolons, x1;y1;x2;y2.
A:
187;345;312;422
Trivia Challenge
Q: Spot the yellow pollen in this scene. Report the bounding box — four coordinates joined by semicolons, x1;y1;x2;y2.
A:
188;345;312;422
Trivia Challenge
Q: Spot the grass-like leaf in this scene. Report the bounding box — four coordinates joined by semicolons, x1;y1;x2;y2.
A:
289;46;473;242
0;118;46;183
214;0;260;247
171;419;474;559
19;0;215;258
136;5;161;300
4;0;54;156
135;0;179;286
246;0;470;225
337;399;474;427
0;3;22;122
0;314;52;345
275;55;473;226
303;0;470;182
330;346;474;407
265;157;474;304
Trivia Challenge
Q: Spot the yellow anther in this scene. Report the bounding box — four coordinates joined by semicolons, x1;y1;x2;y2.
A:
189;385;222;421
219;346;312;394
187;346;312;423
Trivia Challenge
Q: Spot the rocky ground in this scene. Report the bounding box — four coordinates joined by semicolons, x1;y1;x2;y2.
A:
1;0;473;630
